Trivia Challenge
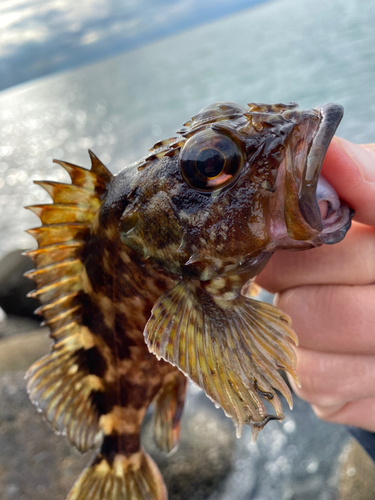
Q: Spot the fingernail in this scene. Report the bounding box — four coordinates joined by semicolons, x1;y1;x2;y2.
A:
338;137;375;183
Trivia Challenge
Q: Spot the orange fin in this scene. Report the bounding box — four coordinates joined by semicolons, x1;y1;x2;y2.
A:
153;371;187;454
25;152;113;451
144;279;299;439
66;450;167;500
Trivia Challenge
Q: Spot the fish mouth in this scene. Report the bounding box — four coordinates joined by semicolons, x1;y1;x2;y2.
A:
300;103;353;245
271;103;352;249
298;103;344;232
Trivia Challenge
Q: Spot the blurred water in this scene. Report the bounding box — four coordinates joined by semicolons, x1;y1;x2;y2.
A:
0;0;268;90
0;0;374;258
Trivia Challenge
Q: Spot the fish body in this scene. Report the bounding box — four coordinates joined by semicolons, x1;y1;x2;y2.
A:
25;102;352;499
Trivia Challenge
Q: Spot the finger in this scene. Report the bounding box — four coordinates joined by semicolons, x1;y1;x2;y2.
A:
275;284;375;354
287;347;375;407
311;398;375;433
321;137;375;226
256;221;375;293
360;143;375;154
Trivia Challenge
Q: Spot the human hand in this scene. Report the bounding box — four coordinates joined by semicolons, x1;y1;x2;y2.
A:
256;137;375;432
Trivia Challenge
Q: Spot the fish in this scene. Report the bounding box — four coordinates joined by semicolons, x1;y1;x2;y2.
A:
25;101;352;500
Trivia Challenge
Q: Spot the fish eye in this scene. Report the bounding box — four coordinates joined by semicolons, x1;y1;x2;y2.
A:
180;129;245;192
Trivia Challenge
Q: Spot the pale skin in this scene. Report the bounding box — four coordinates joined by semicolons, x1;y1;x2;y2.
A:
256;137;375;433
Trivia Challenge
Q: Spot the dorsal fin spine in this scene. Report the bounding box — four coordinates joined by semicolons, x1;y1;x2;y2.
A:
25;152;113;452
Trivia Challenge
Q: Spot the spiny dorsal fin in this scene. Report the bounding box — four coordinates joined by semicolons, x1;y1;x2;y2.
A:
88;150;113;183
25;151;113;452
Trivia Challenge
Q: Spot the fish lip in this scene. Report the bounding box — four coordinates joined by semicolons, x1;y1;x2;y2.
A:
298;103;344;230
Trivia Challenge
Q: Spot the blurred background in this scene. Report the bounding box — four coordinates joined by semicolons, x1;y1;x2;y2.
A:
0;0;375;499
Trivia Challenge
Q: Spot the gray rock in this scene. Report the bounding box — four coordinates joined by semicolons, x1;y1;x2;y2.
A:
338;440;375;500
0;371;87;500
0;250;39;320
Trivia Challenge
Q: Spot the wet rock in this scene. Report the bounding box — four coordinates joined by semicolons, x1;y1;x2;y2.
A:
0;250;39;319
0;329;50;372
0;314;41;341
338;439;375;500
0;371;87;500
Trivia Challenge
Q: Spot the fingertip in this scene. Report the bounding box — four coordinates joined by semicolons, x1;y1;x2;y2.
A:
322;137;375;226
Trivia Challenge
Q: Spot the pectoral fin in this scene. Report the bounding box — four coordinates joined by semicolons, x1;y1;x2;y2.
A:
144;279;299;439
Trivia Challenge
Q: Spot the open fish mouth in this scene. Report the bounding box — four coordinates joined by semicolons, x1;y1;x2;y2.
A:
271;102;352;249
303;103;353;245
299;103;344;232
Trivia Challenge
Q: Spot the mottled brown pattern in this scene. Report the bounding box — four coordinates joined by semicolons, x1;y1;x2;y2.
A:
26;102;353;500
78;215;180;452
25;151;181;499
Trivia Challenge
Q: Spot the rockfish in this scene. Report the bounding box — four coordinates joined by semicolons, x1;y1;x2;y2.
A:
25;102;352;499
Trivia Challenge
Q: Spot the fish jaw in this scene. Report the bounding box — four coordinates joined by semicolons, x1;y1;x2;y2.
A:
299;103;344;230
268;103;352;250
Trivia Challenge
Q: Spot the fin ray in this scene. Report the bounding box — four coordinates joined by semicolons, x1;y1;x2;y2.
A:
25;151;113;451
144;280;298;436
26;204;96;224
25;243;82;267
34;180;100;206
28;275;82;303
67;451;167;500
153;371;187;453
27;224;89;247
25;258;83;284
54;157;110;192
26;342;103;452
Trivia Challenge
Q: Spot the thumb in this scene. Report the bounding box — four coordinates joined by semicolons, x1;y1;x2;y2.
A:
321;137;375;226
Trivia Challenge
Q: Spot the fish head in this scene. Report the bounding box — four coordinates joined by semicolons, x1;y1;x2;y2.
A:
114;102;352;280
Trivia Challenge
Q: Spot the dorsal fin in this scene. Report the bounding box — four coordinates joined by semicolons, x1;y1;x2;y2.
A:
25;151;112;452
